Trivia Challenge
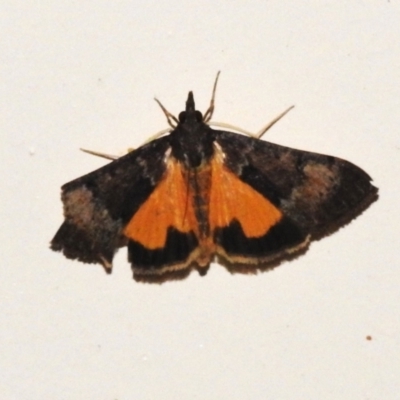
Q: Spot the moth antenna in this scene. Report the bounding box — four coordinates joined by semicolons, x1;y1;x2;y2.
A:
203;71;221;123
80;148;119;160
154;98;179;128
141;128;172;144
255;105;295;139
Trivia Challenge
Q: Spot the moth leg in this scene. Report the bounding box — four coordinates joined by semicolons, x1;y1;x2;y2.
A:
99;255;113;272
210;106;294;139
255;105;294;139
203;71;221;122
80;129;171;163
80;148;120;160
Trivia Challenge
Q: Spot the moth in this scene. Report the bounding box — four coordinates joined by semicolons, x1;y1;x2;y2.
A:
51;73;378;282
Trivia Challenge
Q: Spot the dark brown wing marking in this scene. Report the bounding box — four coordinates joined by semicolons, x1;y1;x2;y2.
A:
51;137;170;269
215;131;378;240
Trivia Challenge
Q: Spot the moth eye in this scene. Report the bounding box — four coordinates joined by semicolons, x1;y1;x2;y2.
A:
179;111;186;122
195;111;203;121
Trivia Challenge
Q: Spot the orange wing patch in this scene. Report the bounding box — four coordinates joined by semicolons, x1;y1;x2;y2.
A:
123;158;198;249
210;147;282;237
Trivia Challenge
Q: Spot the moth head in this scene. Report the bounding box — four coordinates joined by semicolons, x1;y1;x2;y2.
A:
178;91;203;124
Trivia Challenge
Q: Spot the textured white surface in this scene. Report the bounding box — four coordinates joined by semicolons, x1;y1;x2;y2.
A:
1;2;400;399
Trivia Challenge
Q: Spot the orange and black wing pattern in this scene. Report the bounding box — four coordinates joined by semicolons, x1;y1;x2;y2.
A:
51;83;378;283
209;142;308;268
211;131;377;269
123;157;202;280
